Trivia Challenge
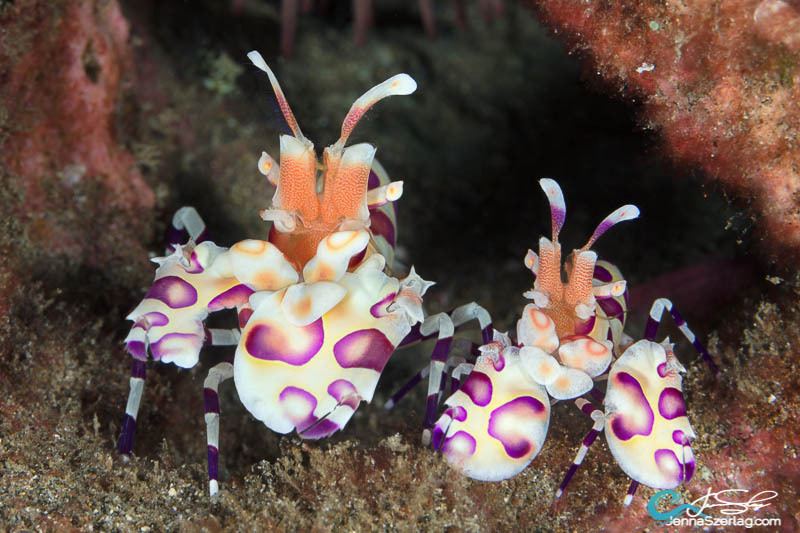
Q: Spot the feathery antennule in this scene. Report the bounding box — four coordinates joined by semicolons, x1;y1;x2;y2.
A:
582;204;640;250
538;179;566;243
333;73;417;151
247;51;305;140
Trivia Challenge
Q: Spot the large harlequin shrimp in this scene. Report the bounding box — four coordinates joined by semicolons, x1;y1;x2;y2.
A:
433;179;717;504
120;51;435;495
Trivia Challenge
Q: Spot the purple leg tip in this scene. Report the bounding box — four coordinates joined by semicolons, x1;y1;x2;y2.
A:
207;445;219;480
119;414;136;455
424;394;439;429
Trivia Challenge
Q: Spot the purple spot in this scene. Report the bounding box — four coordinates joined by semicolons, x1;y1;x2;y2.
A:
654;448;685;486
333;329;395;372
593;264;613;282
370;292;396;318
447;405;468;422
487;396;547;459
368;209;396;248
684;454;696;482
460;372;493;407
126;340;147;360
279;386;341;439
597;297;624;320
279;386;316;422
145;276;198;309
328;380;361;410
659;388;687;420
657;362;668;377
245;319;324;365
208;284;254;311
492;353;506;372
149;332;202;361
432;424;446;450
442;430;477;457
609;372;655;440
133;311;169;329
299;418;341;439
672;430;689;445
183;251;204;274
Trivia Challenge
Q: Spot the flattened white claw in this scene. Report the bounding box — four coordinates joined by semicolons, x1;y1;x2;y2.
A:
545;366;594;400
280;281;347;326
558;337;613;378
519;346;560;386
517;304;559;353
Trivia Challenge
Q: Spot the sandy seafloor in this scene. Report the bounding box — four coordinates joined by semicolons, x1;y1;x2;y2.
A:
1;1;798;531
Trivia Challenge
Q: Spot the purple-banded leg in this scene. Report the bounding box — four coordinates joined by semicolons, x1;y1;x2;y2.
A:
623;480;640;506
118;359;147;457
645;298;719;375
204;362;234;496
556;398;605;499
118;327;241;457
203;327;242;347
420;303;494;444
420;312;454;445
447;355;468;394
167;206;208;252
384;365;429;411
385;302;491;413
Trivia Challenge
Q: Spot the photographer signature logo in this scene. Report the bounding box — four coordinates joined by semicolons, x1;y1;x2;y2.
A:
647;488;779;528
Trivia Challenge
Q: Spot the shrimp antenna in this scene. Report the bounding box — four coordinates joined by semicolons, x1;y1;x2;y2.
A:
248;51;305;140
539;179;566;243
582;204;640;250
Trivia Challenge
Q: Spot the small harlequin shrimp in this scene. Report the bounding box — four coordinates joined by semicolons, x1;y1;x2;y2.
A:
432;179;717;504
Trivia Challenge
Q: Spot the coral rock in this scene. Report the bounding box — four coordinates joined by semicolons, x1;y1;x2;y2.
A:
0;0;154;259
533;0;800;264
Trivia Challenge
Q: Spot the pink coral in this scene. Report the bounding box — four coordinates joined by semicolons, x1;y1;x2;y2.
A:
532;0;800;264
0;0;154;258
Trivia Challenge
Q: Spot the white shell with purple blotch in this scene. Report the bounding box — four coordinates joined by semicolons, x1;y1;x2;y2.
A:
433;343;551;481
604;340;696;489
234;230;426;438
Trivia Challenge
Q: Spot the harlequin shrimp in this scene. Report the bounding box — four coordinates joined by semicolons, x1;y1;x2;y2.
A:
120;51;438;495
432;179;717;504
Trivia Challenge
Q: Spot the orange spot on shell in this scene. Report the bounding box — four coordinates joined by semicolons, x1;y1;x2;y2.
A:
317;264;336;280
529;308;552;330
254;271;277;290
327;231;361;251
293;296;312;318
586;340;608;356
235;240;268;255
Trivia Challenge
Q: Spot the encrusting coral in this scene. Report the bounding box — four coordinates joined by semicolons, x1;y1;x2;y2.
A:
0;0;154;270
533;0;800;265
